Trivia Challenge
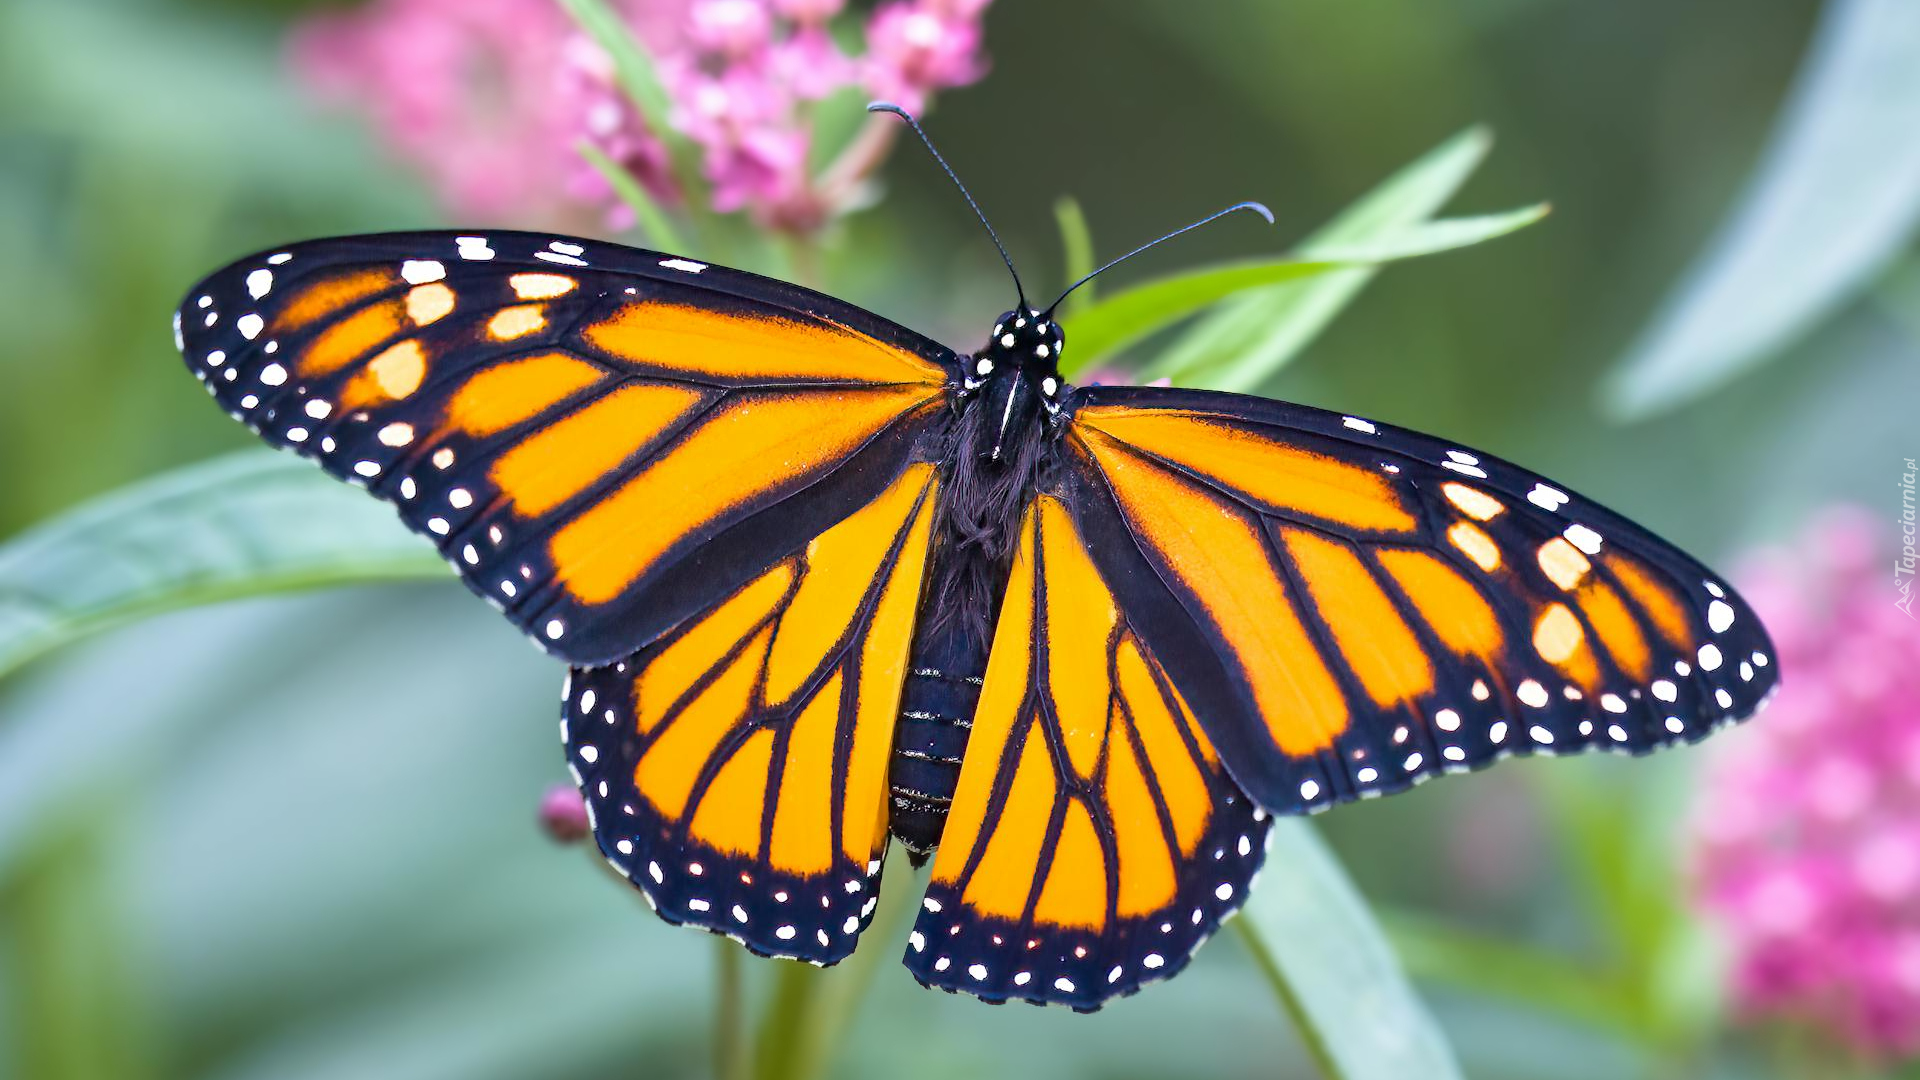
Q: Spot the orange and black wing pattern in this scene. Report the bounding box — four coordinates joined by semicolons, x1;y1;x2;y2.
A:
908;496;1271;1009
173;231;955;666
1060;386;1779;816
565;463;940;963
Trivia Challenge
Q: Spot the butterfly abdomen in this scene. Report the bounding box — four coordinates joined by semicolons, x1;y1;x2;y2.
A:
890;620;986;862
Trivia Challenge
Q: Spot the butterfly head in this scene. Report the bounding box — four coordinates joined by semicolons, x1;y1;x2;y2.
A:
970;308;1066;463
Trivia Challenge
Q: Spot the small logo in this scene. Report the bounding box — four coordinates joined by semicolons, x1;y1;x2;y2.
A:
1898;457;1916;618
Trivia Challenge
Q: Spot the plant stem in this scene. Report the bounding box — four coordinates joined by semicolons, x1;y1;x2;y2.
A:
1232;918;1345;1080
751;852;919;1080
714;939;749;1080
816;115;900;212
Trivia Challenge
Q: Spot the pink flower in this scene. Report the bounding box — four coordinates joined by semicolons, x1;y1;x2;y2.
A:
1689;506;1920;1060
289;0;994;233
538;784;591;843
687;0;773;59
864;1;988;114
290;0;583;219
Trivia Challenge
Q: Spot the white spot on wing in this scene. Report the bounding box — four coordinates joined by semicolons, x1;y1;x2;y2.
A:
1527;483;1569;511
1342;416;1377;434
401;259;446;285
660;258;708;273
1707;600;1735;633
1563;523;1604;555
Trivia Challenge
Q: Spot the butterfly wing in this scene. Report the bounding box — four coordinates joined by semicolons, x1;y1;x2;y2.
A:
566;462;941;963
907;495;1272;1010
174;231;955;666
1059;385;1779;815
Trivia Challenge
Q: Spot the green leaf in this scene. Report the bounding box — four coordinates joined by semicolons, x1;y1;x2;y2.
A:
1058;203;1543;376
0;451;441;682
554;0;673;137
577;139;689;254
1383;909;1643;1037
1235;821;1462;1080
1054;197;1097;317
1149;126;1497;392
1605;0;1920;419
1305;203;1549;263
555;0;708;217
1059;258;1345;376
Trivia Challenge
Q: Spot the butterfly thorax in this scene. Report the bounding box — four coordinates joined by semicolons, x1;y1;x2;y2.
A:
962;307;1066;464
888;309;1068;862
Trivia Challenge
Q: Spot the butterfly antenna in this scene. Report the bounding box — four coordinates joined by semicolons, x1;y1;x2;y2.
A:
869;101;1028;308
1043;201;1274;318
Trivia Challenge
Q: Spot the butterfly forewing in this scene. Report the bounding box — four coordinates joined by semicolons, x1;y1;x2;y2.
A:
909;496;1272;1009
1061;386;1779;815
174;231;956;666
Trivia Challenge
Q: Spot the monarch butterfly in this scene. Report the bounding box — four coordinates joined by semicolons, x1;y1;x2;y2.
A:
172;105;1775;1012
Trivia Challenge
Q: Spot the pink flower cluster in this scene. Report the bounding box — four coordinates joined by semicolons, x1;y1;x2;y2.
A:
290;0;993;232
1689;507;1920;1060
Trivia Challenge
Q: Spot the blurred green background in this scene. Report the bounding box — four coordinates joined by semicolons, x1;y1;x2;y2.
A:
3;0;1917;1077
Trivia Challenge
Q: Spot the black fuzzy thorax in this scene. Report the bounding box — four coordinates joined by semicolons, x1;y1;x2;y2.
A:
924;391;1053;647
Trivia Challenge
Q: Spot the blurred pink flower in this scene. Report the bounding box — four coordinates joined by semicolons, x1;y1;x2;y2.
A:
863;1;989;114
290;0;994;232
538;783;591;843
1690;506;1920;1060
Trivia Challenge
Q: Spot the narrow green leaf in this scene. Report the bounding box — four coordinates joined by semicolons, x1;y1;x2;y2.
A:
577;139;689;254
554;0;673;133
1150;126;1495;392
0;451;441;682
1058;259;1344;376
1057;203;1542;376
1383;909;1644;1037
1605;0;1920;419
1305;203;1550;263
555;0;709;214
1235;821;1462;1080
1054;196;1097;317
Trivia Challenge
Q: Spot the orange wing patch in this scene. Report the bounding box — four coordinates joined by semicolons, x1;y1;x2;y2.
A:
908;497;1270;1011
567;464;939;963
1077;429;1350;756
583;300;948;386
548;385;938;606
1075;407;1415;532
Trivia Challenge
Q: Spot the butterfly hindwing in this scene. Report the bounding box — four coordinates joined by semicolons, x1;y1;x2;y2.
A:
908;495;1272;1010
174;231;955;665
567;463;941;963
1062;386;1779;815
